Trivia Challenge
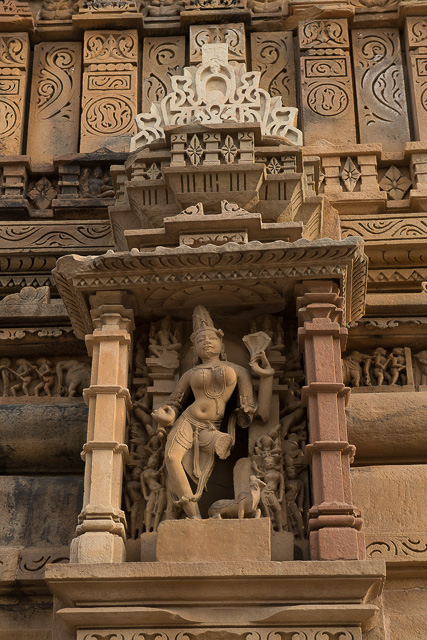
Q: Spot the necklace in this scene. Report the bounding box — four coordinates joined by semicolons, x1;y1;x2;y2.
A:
202;364;226;414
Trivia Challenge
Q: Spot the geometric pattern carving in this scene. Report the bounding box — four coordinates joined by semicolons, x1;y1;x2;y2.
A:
80;30;138;152
378;165;412;200
405;18;427;141
366;534;427;560
190;23;246;64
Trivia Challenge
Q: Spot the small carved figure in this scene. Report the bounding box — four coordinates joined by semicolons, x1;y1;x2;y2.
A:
148;316;181;358
254;423;282;460
141;457;167;532
342;351;372;387
285;466;304;539
80;167;115;199
282;432;305;471
125;468;146;539
0;358;11;397
134;336;148;376
56;360;91;397
143;0;184;16
208;475;265;519
414;350;427;386
255;455;286;531
33;358;55;397
10;359;35;396
151;305;274;519
371;347;390;386
39;0;75;21
386;348;406;386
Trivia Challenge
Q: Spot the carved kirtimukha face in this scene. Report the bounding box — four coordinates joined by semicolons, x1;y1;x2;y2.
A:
193;329;222;361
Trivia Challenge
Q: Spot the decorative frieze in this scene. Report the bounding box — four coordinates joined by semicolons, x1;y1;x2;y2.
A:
80;30;138;153
298;19;356;145
352;28;410;152
142;36;185;112
250;32;297;108
27;42;82;164
0;221;113;250
76;629;362;640
0;32;30;155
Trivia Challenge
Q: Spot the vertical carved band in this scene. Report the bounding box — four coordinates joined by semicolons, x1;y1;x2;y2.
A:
27;42;82;163
142;36;185;112
80;30;138;153
352;28;410;152
406;18;427;141
250;32;297;107
298;19;356;145
0;32;29;155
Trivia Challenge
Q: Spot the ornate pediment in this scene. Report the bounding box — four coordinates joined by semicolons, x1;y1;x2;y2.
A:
131;43;302;151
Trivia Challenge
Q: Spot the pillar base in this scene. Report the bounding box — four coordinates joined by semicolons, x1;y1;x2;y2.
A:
310;528;366;561
70;532;126;564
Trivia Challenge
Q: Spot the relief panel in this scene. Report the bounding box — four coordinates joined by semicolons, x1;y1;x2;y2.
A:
142;36;185;112
80;30;138;153
250;32;297;108
27;42;82;164
405;18;427;141
298;19;356;144
0;32;29;155
352;28;410;152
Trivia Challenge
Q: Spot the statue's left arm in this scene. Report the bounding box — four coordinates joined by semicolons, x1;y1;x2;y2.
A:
249;351;274;423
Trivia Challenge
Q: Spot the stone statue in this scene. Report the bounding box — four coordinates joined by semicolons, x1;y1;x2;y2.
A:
151;305;274;518
208;475;265;520
254;455;286;531
140;457;167;532
285;466;305;539
414;350;427;386
0;358;11;397
371;347;390;386
125;468;146;540
33;358;55;397
148;315;181;358
386;347;406;386
9;359;35;396
342;351;372;387
56;360;91;397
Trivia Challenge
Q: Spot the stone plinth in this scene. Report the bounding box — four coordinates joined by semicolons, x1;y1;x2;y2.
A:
156;518;271;562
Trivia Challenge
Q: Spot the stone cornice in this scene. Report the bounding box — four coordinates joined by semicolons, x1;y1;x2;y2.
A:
53;236;367;339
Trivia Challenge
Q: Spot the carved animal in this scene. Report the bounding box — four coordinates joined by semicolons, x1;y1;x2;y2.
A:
56;360;91;397
208;475;265;519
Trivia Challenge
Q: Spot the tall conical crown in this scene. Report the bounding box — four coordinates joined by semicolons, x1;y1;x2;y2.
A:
191;305;223;340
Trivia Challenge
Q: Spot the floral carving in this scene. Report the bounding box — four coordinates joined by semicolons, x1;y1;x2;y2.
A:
27;177;58;209
379;165;412;200
186;134;204;166
221;134;238;163
340;157;361;192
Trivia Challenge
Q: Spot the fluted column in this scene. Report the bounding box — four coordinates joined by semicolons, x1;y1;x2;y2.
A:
297;280;365;561
70;300;134;564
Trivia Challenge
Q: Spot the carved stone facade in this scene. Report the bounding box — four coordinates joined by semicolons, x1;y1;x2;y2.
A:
1;3;427;640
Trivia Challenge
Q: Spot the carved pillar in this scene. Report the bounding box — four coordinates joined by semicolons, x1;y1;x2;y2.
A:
297;280;365;561
71;299;134;564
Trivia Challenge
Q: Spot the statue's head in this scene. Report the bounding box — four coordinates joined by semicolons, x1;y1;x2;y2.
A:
191;305;226;364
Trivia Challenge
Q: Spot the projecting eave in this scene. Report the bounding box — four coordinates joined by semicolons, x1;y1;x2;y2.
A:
53;236;367;340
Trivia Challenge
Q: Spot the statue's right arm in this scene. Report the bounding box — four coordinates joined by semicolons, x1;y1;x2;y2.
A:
152;369;192;427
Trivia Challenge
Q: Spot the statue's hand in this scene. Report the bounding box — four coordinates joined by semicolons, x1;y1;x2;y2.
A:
237;404;254;428
152;405;175;427
249;351;274;378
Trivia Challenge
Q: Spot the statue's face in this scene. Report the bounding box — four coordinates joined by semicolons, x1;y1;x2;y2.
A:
193;329;222;360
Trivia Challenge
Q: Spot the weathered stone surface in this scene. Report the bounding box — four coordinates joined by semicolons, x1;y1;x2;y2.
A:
0;475;83;546
141;36;185;112
347;392;427;464
351;465;427;534
156;518;271;562
0;403;86;473
250;31;297;108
